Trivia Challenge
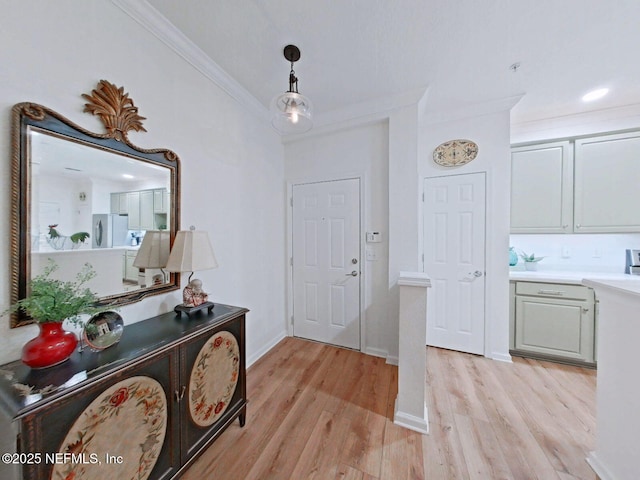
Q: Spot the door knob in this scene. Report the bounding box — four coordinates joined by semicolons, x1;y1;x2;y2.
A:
346;271;358;276
473;270;483;277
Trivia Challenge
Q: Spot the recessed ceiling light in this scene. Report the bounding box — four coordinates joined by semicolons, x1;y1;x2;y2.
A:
582;88;609;102
122;174;134;179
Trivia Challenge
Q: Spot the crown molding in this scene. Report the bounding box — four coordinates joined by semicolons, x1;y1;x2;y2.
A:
511;103;640;144
282;86;429;143
110;0;269;122
423;94;525;125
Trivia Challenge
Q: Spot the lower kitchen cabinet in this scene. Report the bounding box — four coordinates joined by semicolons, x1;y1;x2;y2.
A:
510;281;596;365
0;304;247;480
123;249;139;283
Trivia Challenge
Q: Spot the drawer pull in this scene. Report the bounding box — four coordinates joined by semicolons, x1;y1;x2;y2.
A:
537;289;564;296
175;385;186;402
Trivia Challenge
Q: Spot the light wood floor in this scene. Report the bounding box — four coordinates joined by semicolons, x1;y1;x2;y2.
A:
182;337;597;480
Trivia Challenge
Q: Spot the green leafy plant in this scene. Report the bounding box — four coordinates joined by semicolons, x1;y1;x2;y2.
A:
5;260;109;325
70;231;90;244
519;251;545;263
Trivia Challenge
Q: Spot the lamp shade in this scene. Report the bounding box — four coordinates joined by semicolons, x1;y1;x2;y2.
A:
165;230;218;273
132;230;171;268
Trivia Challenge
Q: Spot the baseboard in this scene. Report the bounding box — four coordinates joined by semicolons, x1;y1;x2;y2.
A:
363;347;398;365
247;331;287;368
364;346;387;358
586;452;614;480
393;398;429;434
490;352;513;363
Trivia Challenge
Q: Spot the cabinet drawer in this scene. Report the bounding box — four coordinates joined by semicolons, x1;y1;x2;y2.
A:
515;281;592;301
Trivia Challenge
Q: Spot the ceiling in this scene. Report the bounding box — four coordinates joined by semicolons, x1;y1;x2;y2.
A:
31;129;168;183
145;0;640;126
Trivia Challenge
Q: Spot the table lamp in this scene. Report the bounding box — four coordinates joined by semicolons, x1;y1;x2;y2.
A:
165;226;218;316
132;230;171;287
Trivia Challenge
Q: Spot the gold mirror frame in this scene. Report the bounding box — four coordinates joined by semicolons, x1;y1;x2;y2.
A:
10;80;181;327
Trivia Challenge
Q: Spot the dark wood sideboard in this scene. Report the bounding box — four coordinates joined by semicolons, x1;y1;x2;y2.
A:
0;303;248;480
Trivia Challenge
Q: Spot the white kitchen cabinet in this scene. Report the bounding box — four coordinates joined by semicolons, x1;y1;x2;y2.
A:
511;281;595;365
111;188;167;230
574;131;640;233
110;192;128;214
510;141;573;233
509;281;516;349
127;191;140;229
154;188;168;213
139;190;155;230
123;249;139;282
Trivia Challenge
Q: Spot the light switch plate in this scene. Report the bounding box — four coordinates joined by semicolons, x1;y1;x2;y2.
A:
366;232;382;243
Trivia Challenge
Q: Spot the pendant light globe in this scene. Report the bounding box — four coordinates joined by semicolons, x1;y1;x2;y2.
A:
270;45;313;135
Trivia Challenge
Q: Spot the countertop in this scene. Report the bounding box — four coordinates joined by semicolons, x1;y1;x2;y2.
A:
509;269;635;285
582;277;640;297
33;245;140;255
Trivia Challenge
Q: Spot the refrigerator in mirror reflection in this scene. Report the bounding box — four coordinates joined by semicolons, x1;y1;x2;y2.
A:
92;214;129;248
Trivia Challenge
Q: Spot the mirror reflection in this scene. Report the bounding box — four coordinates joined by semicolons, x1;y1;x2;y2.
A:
12;81;181;327
29;128;172;298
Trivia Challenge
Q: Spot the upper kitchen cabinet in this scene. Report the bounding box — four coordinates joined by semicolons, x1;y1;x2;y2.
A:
139;189;155;231
574;131;640;233
110;192;129;215
511;141;573;233
110;188;169;231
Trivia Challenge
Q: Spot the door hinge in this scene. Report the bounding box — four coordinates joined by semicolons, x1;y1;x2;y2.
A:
291;315;294;326
422;192;425;202
290;257;293;266
290;197;293;207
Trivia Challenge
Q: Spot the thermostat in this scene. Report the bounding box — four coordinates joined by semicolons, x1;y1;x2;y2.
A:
366;232;382;243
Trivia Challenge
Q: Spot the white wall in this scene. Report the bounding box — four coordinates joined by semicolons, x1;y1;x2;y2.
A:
284;121;391;357
0;1;286;365
419;104;514;361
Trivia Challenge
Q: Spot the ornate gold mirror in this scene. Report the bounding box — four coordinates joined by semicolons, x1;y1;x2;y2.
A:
10;80;181;327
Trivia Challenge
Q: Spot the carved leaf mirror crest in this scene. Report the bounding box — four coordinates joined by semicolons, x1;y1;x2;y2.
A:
10;80;181;327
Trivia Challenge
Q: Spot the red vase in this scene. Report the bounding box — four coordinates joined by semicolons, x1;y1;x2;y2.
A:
22;322;78;369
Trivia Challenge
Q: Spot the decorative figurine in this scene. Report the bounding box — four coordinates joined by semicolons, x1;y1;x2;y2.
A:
183;279;209;307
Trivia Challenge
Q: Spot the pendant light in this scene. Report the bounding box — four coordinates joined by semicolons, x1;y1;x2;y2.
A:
270;44;313;134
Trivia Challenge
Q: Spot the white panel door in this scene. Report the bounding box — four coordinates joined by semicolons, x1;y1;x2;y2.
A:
423;173;486;355
292;179;360;350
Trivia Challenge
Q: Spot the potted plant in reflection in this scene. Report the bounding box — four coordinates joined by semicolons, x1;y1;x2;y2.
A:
6;260;109;368
519;251;545;271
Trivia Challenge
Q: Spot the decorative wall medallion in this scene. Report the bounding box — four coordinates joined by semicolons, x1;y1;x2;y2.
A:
189;331;239;427
433;139;479;167
51;376;167;480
